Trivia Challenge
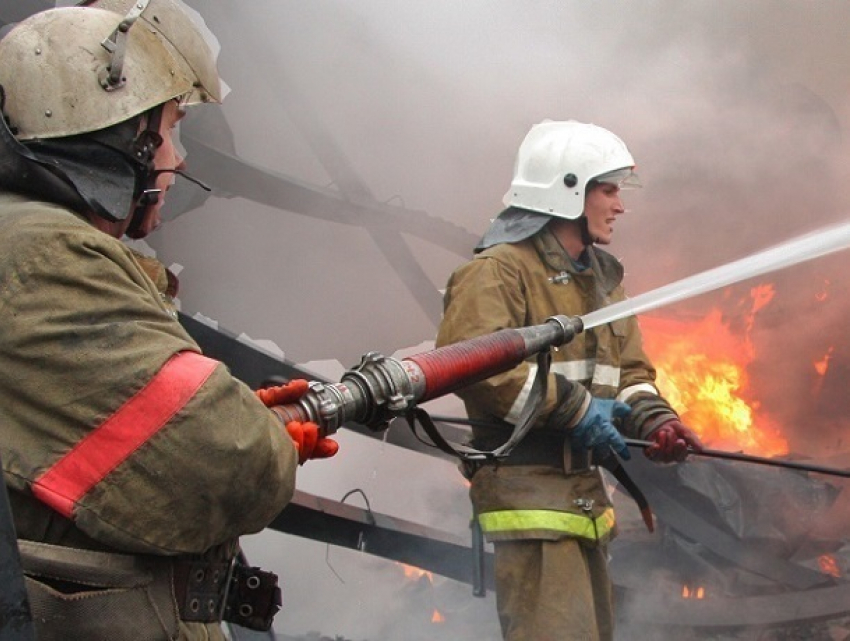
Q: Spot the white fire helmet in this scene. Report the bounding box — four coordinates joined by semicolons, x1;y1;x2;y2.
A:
503;120;641;220
0;0;221;142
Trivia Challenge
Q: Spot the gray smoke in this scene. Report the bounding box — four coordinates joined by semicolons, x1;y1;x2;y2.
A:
140;1;850;638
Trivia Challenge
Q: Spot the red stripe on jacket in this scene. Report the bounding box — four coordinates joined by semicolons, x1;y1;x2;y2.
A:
33;351;219;518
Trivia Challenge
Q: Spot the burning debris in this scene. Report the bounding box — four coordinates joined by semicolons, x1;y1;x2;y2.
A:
640;285;786;456
609;283;850;639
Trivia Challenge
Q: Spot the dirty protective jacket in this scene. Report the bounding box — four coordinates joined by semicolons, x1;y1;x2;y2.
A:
0;193;299;638
436;226;676;543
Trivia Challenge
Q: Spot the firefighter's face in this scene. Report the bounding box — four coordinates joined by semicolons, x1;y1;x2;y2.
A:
132;100;187;238
583;181;625;245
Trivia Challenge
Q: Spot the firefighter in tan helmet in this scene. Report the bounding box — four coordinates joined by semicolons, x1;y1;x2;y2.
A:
437;120;704;640
0;2;337;639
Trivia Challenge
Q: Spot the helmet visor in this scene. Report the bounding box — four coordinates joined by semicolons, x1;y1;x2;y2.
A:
594;167;641;189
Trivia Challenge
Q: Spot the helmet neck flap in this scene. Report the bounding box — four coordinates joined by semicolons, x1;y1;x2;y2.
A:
0;83;162;223
0;3;220;227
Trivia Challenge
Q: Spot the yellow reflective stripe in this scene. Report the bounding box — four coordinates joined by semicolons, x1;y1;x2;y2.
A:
478;508;616;541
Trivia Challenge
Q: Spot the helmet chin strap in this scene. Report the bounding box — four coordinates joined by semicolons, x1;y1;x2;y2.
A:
124;103;210;238
125;168;212;239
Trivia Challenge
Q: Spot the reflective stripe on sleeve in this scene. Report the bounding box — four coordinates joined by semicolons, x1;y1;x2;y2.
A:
551;360;594;381
617;383;658;403
551;360;620;389
33;351;218;518
478;508;616;542
591;363;621;389
505;359;621;423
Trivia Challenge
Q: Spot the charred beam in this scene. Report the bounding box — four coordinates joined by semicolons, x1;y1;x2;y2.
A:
268;489;495;591
617;580;850;629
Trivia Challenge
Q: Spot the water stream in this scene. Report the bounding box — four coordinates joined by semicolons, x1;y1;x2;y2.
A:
580;220;850;329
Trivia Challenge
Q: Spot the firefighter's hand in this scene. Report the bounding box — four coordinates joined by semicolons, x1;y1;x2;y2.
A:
284;421;339;465
645;419;703;463
570;398;631;461
255;379;310;407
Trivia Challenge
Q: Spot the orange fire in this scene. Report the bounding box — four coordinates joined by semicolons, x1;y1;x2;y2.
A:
399;562;433;582
681;585;706;599
819;555;841;578
814;346;834;377
640;285;788;457
396;563;445;624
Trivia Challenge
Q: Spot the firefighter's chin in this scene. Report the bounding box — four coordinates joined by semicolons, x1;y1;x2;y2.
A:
127;204;163;239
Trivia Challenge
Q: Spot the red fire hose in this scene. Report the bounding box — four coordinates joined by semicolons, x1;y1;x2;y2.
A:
271;314;583;437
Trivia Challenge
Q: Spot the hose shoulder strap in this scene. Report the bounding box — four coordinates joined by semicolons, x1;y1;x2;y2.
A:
404;350;551;463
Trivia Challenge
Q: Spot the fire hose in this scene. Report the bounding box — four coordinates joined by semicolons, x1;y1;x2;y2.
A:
271;314;584;460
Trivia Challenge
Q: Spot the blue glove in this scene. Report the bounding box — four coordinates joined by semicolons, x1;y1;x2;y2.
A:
570;398;632;461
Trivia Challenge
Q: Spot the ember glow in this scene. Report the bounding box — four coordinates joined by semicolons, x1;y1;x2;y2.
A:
399;563;433;582
640;286;789;457
814;346;834;377
819;555;842;578
396;563;446;624
681;585;706;599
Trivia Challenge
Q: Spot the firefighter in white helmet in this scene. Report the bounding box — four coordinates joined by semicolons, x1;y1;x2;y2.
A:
437;120;702;640
0;2;337;639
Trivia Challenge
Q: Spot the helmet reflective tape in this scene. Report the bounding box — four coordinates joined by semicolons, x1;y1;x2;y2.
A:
503;120;638;220
81;0;223;105
0;8;196;140
477;507;616;542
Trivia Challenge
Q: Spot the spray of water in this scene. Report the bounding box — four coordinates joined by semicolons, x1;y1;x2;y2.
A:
580;220;850;329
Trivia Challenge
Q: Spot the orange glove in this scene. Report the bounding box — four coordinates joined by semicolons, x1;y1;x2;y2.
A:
256;380;339;464
255;378;310;407
283;421;340;465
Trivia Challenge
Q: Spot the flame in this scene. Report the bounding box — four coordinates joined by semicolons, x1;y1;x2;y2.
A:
814;346;834;377
399;563;433;582
815;278;830;302
819;554;841;578
681;585;706;599
749;283;775;316
431;609;445;623
641;286;788;457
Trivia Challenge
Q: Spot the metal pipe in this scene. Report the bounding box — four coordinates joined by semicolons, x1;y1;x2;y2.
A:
626;439;850;478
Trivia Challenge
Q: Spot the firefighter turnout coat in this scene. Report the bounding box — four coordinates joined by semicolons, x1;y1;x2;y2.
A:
0;193;299;640
436;225;676;545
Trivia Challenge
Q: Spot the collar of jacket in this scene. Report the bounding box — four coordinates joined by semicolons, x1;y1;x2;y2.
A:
531;227;624;294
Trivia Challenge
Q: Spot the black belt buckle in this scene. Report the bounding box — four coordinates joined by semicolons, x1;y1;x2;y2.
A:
223;563;282;631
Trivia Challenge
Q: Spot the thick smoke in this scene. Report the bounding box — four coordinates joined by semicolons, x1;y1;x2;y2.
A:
138;1;850;638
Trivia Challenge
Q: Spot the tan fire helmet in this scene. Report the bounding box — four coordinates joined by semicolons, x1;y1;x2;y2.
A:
503;120;641;220
79;0;223;106
0;2;221;142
